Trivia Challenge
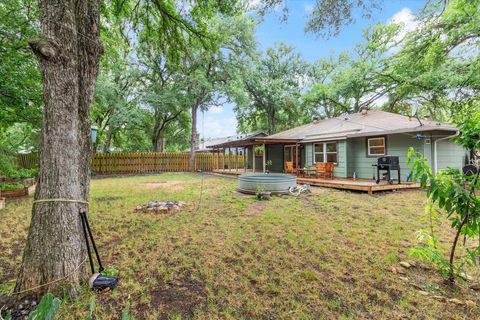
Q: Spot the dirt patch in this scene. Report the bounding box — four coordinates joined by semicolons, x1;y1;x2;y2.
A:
243;200;269;216
148;277;206;318
144;181;185;192
389;262;480;304
0;295;38;320
93;195;123;202
0;240;25;283
305;186;331;195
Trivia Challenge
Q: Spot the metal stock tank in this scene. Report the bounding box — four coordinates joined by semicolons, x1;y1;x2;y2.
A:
237;173;296;195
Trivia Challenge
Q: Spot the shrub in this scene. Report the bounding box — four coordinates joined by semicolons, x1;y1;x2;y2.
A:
0;153;37;179
0;183;24;190
407;114;480;282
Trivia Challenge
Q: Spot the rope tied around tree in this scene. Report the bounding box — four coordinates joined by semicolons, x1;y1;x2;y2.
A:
32;199;89;205
11;258;87;296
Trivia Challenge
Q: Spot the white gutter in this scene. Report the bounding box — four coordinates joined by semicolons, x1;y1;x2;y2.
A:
433;131;459;174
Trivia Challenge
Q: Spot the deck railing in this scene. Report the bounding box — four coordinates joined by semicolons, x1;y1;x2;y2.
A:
16;152;246;174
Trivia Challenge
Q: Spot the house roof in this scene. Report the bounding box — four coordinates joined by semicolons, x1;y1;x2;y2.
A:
206;131;268;149
263;110;458;142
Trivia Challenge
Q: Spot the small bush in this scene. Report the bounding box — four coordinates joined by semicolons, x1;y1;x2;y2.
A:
0;153;37;179
0;183;24;190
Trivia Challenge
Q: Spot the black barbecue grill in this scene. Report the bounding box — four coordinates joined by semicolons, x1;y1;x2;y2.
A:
372;156;401;184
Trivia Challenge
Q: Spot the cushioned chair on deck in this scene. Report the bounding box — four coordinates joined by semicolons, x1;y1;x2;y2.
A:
284;161;296;174
315;162;334;179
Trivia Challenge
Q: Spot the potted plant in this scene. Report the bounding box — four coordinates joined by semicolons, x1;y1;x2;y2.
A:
255;184;271;200
265;160;273;173
254;145;264;156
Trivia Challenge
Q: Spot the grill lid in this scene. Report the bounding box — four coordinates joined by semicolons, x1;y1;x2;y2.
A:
377;156;399;165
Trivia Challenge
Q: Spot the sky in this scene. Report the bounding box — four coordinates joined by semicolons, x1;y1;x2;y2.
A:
197;0;425;140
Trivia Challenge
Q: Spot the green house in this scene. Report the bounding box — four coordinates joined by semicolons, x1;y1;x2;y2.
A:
211;110;468;181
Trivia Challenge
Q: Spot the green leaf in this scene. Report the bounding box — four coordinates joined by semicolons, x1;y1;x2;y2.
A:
3;310;12;320
420;174;428;188
27;293;61;320
121;303;132;320
101;267;119;277
85;296;96;320
427;179;435;195
439;196;445;209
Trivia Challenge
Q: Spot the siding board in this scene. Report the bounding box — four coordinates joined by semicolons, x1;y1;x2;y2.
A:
345;134;423;180
436;140;467;171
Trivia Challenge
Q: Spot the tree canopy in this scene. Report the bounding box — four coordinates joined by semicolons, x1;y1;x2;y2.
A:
1;0;478;151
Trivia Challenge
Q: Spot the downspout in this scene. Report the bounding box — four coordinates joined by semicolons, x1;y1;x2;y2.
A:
433;131;459;174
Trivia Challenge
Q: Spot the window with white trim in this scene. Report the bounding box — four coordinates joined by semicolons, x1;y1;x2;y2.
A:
313;142;338;163
367;137;386;156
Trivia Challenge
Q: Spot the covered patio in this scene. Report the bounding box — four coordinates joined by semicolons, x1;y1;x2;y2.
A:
209;136;302;174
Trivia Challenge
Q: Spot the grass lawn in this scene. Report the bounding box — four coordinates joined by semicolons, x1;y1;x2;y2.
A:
1;173;479;319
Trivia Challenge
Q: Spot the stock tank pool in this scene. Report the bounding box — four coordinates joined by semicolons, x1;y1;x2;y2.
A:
238;173;296;195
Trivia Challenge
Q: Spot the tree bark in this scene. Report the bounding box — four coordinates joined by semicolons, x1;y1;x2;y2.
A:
151;110;183;152
103;125;114;153
15;0;102;299
189;104;198;171
266;106;276;135
152;132;165;152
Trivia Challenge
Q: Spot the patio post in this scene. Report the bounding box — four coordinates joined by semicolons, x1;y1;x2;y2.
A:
235;147;238;172
252;145;256;172
263;143;266;173
222;148;225;172
243;147;247;173
295;143;299;176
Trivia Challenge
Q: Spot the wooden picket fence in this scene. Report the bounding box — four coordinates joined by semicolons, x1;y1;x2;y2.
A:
16;152;246;175
16;153;38;169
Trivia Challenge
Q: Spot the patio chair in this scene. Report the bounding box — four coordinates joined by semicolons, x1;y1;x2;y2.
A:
284;161;296;174
315;162;334;179
325;162;334;179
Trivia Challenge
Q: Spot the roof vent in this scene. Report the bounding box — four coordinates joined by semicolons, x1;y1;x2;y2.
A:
312;116;320;124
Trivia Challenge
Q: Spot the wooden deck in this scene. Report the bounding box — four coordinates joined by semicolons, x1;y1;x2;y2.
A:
296;177;419;194
212;169;419;194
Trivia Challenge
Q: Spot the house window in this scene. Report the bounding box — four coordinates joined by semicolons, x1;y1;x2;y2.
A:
367;137;386;156
313;142;338;163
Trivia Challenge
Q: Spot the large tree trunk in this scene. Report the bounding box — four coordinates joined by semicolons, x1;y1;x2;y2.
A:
152;132;165;152
103;125;114;153
266;107;276;135
151;120;163;152
15;0;102;299
189;105;198;171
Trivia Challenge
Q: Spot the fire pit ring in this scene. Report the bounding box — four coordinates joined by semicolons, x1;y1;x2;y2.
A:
238;173;296;195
